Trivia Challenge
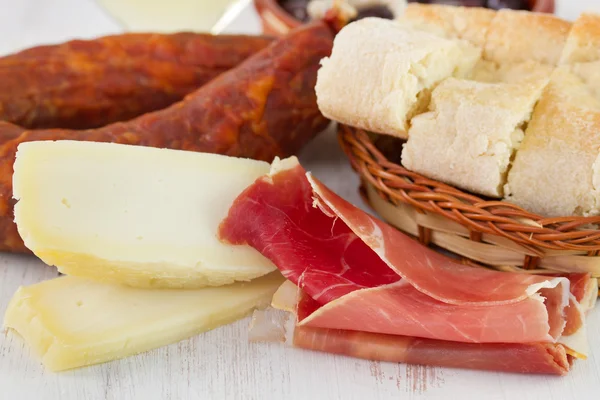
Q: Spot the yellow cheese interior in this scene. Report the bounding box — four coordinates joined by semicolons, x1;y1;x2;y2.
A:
13;140;275;288
4;273;284;372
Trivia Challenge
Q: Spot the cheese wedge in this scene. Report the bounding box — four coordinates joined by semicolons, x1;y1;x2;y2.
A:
13;140;275;288
3;272;284;372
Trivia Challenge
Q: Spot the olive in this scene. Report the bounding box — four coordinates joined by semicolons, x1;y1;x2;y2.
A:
279;0;311;22
408;0;488;6
354;5;395;20
278;0;532;25
486;0;530;10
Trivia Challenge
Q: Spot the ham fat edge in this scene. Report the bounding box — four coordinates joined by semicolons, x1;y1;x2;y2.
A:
219;157;593;375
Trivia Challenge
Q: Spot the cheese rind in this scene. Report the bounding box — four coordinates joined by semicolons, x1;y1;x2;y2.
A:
3;273;284;371
13;140;275;288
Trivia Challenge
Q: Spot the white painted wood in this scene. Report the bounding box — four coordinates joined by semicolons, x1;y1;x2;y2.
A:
0;0;599;399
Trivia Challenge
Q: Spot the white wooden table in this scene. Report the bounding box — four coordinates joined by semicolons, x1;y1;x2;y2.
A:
1;1;599;399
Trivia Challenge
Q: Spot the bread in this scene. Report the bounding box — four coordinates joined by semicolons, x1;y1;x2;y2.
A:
316;6;600;217
560;13;600;64
484;10;571;66
559;13;600;100
397;4;495;47
570;61;600;100
401;76;548;198
504;68;600;216
315;17;481;138
470;60;555;85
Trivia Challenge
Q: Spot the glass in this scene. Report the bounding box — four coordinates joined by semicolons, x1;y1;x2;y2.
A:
95;0;251;34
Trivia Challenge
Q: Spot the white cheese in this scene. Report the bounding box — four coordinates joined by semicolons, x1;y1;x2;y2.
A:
13;140;275;288
3;272;284;371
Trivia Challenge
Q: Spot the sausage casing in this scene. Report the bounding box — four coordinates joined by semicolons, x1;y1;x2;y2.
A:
0;21;333;253
0;33;273;129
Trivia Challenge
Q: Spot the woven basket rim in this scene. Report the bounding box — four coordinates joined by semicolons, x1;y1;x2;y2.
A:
338;124;600;253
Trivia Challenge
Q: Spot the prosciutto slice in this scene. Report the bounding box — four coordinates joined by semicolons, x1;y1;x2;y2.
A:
294;286;572;375
219;157;589;373
293;326;572;376
267;281;574;376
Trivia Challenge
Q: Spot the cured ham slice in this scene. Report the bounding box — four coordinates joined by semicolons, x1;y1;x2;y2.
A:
272;283;574;376
219;157;589;373
562;273;598;312
220;158;575;338
293;327;571;376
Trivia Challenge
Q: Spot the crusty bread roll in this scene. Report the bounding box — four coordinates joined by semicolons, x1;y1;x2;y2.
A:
397;3;495;47
560;13;600;64
504;68;600;216
315;17;481;138
401;75;548;198
484;10;571;66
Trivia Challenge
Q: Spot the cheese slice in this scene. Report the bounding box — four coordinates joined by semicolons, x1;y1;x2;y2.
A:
3;272;284;372
13;140;275;288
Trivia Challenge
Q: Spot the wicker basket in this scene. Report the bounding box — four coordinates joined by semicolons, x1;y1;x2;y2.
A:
338;124;600;286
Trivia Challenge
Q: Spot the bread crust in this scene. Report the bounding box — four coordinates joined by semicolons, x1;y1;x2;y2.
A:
315;18;480;138
402;76;547;198
484;10;572;65
505;68;600;216
398;4;495;47
560;13;600;64
471;60;555;84
569;61;600;100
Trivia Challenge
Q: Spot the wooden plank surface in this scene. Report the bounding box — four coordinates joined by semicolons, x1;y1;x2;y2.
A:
1;1;599;399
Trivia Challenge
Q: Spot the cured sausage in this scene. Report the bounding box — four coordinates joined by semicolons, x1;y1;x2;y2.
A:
0;21;333;253
0;33;273;129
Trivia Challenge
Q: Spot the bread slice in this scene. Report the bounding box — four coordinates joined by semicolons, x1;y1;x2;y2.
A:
559;13;600;101
397;3;495;47
504;68;600;216
315;17;481;138
570;61;600;100
560;13;600;64
484;9;572;66
401;76;548;198
470;60;555;85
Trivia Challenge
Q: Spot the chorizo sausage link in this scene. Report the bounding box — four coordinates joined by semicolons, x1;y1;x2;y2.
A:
0;33;274;129
0;21;333;253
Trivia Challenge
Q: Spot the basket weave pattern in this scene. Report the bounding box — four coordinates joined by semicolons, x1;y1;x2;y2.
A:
338;125;600;269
